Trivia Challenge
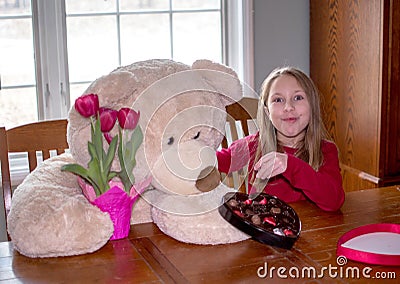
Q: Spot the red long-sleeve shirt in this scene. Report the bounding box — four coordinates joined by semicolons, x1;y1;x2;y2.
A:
216;133;345;211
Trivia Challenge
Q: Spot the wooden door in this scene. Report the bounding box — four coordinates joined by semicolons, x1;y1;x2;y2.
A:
310;0;383;190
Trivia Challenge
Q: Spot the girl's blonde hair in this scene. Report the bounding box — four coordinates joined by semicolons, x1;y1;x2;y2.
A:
255;66;330;172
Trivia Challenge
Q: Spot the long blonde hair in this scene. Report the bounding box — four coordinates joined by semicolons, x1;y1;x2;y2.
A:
254;67;329;173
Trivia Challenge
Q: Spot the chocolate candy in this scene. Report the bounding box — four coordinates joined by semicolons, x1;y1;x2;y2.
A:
251;214;261;225
218;192;301;249
263;216;276;226
228;199;239;207
270;207;281;214
259;197;267;205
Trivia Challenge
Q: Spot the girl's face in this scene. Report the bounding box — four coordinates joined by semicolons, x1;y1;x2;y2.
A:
266;74;311;146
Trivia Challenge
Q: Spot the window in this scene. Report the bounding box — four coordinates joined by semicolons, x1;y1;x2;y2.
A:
65;0;223;104
1;0;253;129
0;0;37;127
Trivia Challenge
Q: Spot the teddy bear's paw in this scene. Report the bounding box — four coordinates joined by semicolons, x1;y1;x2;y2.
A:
8;187;113;258
149;184;250;244
130;196;153;224
151;207;250;245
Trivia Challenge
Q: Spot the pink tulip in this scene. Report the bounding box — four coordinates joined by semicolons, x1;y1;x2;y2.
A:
75;94;99;117
118;108;140;130
99;107;118;132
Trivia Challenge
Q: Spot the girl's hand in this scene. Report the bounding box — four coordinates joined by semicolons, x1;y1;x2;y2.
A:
254;152;288;179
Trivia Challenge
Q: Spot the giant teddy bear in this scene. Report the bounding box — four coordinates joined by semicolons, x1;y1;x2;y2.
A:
7;59;251;258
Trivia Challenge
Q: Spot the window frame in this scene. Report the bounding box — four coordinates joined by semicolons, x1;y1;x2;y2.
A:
31;0;254;120
32;0;70;121
5;0;254;185
223;0;254;89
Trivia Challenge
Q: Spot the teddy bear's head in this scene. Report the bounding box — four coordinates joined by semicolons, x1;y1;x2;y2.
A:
67;59;243;196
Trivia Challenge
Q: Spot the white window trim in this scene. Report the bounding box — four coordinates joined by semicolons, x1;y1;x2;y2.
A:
224;0;254;91
33;0;70;121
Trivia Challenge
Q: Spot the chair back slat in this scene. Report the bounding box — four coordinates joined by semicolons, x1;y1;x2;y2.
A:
42;150;51;161
27;151;38;172
222;98;258;193
241;120;250;136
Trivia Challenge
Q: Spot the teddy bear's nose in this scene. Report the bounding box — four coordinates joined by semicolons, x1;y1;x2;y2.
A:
195;166;221;192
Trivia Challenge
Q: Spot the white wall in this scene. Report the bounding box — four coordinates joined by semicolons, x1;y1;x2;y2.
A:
253;0;309;93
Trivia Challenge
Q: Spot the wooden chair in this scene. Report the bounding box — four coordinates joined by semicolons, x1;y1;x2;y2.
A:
0;119;68;239
221;97;258;193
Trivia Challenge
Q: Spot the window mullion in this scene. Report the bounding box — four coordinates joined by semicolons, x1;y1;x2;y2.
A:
33;0;70;121
224;0;254;90
169;0;173;59
242;0;254;90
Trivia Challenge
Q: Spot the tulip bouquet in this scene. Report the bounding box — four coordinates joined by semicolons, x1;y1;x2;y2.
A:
62;93;150;240
62;93;144;196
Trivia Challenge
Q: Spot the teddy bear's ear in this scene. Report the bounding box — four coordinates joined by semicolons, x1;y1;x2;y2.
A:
192;59;243;105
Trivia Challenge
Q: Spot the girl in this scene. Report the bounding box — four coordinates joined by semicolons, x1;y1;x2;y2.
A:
217;67;345;211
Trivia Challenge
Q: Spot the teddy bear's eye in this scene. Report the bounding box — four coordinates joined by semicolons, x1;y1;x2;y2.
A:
167;137;174;145
193;131;200;139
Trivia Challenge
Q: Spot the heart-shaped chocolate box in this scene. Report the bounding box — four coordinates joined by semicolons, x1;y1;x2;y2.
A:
219;192;301;249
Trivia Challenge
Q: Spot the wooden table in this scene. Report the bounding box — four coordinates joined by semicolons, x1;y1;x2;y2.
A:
1;186;399;283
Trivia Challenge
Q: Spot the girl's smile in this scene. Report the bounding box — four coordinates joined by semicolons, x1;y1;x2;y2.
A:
266;74;311;146
282;117;299;122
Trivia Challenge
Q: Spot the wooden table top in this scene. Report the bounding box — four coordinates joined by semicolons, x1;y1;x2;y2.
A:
1;186;399;283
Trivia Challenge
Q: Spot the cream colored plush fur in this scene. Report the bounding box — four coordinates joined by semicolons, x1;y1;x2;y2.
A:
7;59;250;258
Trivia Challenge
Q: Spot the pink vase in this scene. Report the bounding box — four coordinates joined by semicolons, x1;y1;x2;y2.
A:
78;176;152;240
93;186;134;240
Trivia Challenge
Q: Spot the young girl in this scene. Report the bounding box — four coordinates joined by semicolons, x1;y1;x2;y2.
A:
217;67;345;211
